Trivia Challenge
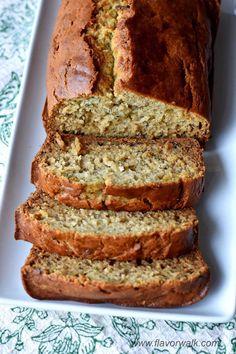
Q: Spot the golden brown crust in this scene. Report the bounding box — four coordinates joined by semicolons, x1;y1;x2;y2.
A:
45;0;220;137
113;0;212;121
33;173;204;212
21;248;210;308
15;196;198;260
47;0;97;116
31;136;205;211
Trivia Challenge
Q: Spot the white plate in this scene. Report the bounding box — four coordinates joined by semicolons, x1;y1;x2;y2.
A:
0;0;235;322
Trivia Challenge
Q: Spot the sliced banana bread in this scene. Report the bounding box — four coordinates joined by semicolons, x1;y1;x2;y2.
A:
44;0;220;143
22;247;210;307
31;135;205;211
15;192;198;260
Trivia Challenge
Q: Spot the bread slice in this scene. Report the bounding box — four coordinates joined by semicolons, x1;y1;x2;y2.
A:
15;191;198;260
44;0;220;143
21;247;210;307
31;135;205;211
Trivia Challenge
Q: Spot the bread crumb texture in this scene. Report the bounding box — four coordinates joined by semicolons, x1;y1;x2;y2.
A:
42;136;204;187
29;248;207;286
25;192;197;236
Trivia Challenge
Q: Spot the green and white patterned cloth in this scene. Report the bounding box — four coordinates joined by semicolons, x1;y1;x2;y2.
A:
0;1;235;353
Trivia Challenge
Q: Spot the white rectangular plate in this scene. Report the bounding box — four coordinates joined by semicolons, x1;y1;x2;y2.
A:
0;0;235;322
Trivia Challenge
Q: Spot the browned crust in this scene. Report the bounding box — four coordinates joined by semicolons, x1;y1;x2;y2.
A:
113;0;213;121
45;0;220;140
32;164;204;211
46;0;97;116
21;248;210;308
31;135;205;211
15;194;198;260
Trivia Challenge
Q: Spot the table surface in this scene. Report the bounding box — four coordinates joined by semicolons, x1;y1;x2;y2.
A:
0;1;235;353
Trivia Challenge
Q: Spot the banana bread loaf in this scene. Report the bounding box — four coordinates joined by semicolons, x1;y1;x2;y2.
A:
31;135;205;211
15;192;198;260
44;0;220;143
21;247;210;307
